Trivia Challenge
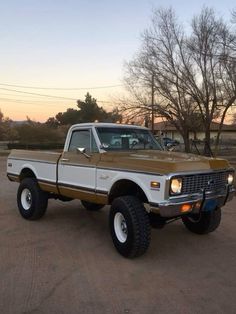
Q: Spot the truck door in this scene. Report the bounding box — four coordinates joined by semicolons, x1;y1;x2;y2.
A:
57;128;100;202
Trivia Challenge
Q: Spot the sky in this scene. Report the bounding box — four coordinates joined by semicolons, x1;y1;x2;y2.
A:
0;0;235;122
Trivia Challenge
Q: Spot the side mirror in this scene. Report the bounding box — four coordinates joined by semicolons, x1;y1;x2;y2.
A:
77;147;91;159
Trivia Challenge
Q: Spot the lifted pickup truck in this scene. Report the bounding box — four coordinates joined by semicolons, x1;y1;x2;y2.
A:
7;123;235;258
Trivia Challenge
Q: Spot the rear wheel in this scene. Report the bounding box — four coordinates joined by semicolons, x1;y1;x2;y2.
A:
81;200;104;211
109;196;151;258
17;178;48;220
181;207;221;234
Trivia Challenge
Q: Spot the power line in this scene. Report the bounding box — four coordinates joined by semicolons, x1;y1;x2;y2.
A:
0;88;123;105
0;88;77;101
0;97;68;106
0;95;122;106
0;83;123;90
0;93;70;101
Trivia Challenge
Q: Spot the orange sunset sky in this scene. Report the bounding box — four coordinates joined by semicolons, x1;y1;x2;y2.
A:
0;0;235;122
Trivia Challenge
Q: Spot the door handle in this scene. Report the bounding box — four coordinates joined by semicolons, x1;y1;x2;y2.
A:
61;158;69;162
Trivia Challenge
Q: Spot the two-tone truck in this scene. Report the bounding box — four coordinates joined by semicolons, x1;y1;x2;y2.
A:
7;123;235;257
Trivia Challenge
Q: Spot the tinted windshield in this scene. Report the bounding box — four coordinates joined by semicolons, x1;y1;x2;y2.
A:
96;127;162;151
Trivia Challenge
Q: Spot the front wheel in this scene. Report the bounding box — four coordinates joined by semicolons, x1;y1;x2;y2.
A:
109;196;151;258
181;207;221;234
17;178;48;220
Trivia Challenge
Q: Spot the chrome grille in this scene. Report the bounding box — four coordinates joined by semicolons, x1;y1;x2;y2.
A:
181;171;229;195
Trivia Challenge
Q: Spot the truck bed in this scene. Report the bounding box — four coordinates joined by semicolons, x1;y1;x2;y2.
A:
7;150;62;193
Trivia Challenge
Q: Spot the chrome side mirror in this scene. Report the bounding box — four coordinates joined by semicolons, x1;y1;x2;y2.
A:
77;147;91;159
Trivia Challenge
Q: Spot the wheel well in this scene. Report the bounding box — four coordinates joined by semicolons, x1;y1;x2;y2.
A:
20;168;36;181
108;180;148;204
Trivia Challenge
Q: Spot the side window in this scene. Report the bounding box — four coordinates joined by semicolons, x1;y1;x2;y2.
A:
68;129;98;153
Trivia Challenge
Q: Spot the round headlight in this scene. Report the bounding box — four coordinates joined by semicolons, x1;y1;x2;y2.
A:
170;178;182;195
227;173;234;185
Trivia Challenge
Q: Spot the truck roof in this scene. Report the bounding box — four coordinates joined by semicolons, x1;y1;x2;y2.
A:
70;122;148;130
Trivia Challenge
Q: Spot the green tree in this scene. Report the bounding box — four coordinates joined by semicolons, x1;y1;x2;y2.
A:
77;93;103;122
0;110;18;141
16;120;64;144
47;93;122;126
45;117;60;128
55;108;80;125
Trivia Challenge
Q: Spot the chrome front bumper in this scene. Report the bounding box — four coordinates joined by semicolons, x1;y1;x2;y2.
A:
150;186;235;218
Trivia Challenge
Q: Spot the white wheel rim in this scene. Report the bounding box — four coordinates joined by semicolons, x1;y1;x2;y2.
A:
114;212;128;243
21;188;32;210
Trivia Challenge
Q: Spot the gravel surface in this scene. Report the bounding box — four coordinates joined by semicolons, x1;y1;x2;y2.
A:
0;156;236;314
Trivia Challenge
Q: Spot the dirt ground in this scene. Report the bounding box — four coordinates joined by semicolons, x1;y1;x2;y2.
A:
0;156;236;314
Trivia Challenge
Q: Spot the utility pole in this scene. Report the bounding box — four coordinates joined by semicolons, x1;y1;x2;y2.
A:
151;74;155;133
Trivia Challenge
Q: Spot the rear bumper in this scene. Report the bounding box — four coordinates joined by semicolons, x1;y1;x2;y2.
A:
150;186;235;218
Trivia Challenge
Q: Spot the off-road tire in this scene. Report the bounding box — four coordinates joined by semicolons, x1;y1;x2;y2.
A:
17;178;48;220
182;207;221;234
109;196;151;258
81;200;104;211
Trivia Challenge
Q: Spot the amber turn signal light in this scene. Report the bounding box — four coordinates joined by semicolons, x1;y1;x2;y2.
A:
150;181;160;189
180;204;192;213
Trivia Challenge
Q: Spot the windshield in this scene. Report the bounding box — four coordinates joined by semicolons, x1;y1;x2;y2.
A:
96;127;162;151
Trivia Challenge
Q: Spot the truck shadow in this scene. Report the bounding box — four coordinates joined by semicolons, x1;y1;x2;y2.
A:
41;200;223;263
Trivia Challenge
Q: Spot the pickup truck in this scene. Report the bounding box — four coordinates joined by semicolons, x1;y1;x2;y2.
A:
7;123;235;258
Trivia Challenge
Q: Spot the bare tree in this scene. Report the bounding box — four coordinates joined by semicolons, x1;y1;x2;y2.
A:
232;9;236;23
123;7;236;154
189;8;236;154
231;110;236;124
0;109;3;123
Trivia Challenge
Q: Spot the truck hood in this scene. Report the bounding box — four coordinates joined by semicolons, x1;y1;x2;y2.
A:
99;150;230;175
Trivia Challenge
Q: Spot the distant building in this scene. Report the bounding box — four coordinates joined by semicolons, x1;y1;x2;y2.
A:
154;121;236;143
